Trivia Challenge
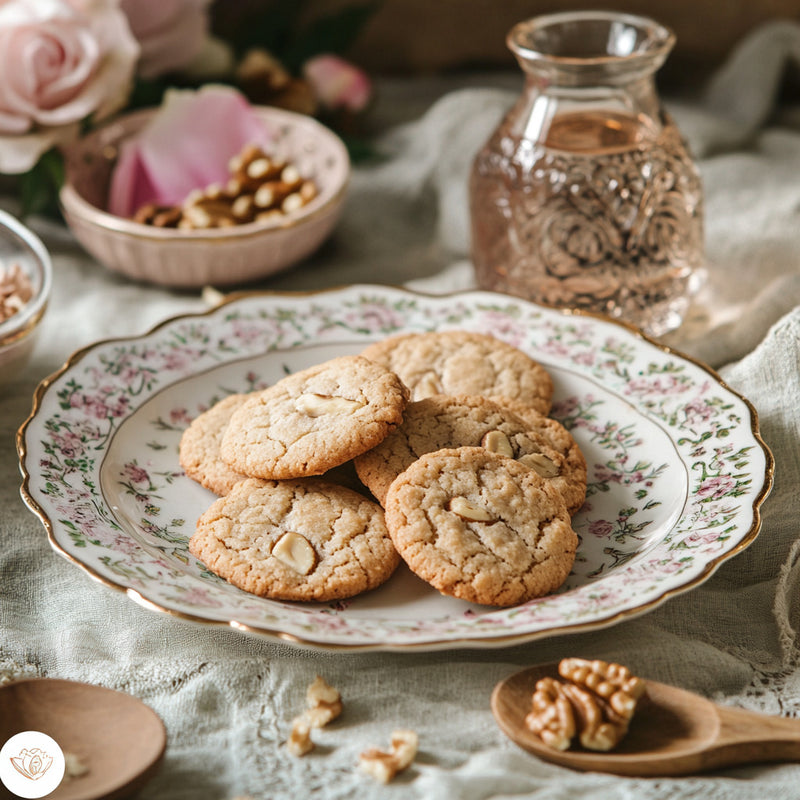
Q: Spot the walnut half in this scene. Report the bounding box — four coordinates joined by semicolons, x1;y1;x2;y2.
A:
359;730;418;783
558;657;646;721
525;658;646;752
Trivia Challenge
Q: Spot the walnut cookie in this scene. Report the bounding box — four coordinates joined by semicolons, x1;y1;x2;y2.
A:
178;392;254;495
384;447;578;607
488;396;588;515
189;477;400;602
220;355;410;480
360;330;554;415
355;394;586;514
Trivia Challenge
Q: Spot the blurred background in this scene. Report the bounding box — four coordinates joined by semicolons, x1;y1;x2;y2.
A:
213;0;800;90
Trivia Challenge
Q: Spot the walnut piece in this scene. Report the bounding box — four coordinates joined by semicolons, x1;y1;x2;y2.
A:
132;142;318;229
446;496;495;522
294;393;365;417
558;657;646;720
359;729;418;784
272;532;317;575
560;681;629;752
304;675;343;728
0;262;33;323
63;752;89;779
524;676;575;751
518;452;560;478
286;715;314;757
481;430;514;458
285;676;342;756
525;659;646;752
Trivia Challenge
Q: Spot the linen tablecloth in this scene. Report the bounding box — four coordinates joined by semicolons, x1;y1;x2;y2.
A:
3;21;800;800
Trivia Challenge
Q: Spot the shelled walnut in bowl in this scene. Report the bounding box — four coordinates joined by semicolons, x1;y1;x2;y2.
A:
133;144;319;231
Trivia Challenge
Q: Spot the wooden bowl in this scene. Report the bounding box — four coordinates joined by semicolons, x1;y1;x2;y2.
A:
0;678;166;799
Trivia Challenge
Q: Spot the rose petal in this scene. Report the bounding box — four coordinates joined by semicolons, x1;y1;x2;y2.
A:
302;54;372;113
0;122;79;173
108;85;274;217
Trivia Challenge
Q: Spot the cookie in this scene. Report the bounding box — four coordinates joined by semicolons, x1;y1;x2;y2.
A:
189;477;400;602
220;355;410;479
179;392;252;495
384;447;578;606
360;330;553;414
354;395;586;514
489;396;588;515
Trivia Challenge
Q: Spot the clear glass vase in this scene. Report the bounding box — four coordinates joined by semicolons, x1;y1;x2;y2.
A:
469;11;704;336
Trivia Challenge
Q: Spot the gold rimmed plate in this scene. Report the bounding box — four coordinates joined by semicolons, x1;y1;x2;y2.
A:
17;285;772;651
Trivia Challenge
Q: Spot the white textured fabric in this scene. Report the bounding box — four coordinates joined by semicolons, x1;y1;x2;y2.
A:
3;21;800;800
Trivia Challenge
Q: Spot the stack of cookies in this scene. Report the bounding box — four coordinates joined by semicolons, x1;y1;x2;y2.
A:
181;331;585;607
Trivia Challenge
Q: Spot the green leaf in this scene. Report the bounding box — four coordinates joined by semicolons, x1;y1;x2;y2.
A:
19;147;65;219
339;134;380;163
126;78;170;111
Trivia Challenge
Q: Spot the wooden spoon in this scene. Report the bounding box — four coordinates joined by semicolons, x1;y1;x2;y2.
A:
492;664;800;777
0;678;166;800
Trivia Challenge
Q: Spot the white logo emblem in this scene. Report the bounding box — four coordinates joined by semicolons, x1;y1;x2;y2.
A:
0;731;65;798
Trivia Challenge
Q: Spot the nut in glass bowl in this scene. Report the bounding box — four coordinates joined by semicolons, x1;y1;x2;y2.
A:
59;107;350;288
0;210;52;386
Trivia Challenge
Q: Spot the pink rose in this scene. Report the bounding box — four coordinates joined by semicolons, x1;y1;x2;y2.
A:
302;54;372;113
0;0;139;174
120;0;211;79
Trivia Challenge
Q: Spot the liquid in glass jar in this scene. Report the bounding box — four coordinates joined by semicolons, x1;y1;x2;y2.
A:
469;12;704;336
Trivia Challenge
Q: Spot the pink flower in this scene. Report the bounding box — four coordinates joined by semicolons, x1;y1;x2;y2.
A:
119;0;211;79
588;519;614;537
302;54;371;113
697;475;735;501
109;85;273;217
0;0;139;174
123;462;150;484
170;407;192;426
344;304;405;333
53;431;84;458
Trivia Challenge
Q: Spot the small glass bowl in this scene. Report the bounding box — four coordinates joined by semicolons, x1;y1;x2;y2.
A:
0;210;52;385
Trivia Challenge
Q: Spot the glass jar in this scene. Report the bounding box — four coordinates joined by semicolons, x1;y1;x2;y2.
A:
469;11;704;336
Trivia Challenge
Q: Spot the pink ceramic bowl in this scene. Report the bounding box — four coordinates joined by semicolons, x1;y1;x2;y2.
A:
59;106;350;288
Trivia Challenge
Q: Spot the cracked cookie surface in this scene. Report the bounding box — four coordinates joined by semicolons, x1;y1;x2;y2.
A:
384;447;578;606
190;477;400;601
220;355;410;479
355;395;586;514
360;331;553;414
179;392;253;495
489;396;588;514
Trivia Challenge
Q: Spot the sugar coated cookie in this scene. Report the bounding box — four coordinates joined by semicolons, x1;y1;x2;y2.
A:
489;395;588;515
220;355;410;479
190;477;400;602
179;393;252;495
384;447;578;606
361;330;553;414
355;395;586;514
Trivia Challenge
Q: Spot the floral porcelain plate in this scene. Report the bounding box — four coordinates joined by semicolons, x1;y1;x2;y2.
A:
18;286;773;651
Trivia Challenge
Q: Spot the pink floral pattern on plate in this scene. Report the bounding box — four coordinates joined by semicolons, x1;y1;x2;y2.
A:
19;286;773;650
